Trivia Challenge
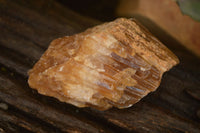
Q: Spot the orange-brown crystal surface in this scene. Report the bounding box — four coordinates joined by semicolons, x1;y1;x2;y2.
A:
28;18;179;110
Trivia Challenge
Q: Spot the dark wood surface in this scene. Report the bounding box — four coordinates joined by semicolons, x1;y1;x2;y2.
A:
0;0;200;132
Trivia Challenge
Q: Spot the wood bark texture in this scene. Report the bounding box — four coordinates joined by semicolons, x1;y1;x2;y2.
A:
0;0;200;133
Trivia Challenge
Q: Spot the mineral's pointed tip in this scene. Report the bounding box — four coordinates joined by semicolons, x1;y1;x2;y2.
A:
28;18;179;110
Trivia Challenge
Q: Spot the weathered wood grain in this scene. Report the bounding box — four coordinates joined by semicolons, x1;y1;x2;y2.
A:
0;0;200;132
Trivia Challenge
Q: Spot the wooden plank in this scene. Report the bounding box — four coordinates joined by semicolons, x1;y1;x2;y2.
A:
0;0;200;132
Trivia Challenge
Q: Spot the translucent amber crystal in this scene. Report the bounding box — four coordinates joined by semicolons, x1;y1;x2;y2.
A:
28;18;179;110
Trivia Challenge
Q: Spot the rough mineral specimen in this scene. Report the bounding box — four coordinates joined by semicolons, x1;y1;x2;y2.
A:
28;18;179;110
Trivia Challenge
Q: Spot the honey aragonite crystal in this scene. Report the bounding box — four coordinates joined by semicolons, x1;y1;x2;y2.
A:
28;18;179;110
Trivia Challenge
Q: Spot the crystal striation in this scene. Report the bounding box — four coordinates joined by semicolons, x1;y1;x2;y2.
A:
28;18;179;110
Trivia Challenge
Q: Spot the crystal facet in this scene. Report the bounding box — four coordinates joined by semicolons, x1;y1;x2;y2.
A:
28;18;179;110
